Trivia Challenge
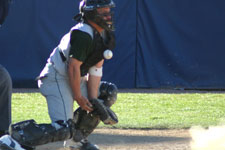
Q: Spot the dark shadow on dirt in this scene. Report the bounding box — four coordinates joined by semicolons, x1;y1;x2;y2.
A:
89;132;191;145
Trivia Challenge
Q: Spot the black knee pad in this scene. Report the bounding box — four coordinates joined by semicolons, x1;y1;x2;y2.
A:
98;81;118;107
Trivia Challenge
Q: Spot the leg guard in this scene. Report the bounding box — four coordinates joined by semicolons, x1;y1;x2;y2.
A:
98;81;118;107
73;108;100;142
9;119;75;148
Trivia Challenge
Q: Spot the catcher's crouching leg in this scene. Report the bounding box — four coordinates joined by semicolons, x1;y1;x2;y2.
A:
9;119;75;149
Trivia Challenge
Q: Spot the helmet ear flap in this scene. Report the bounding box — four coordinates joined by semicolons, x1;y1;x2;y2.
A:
84;9;97;21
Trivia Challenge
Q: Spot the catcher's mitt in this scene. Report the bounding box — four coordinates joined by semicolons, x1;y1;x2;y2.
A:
89;99;118;125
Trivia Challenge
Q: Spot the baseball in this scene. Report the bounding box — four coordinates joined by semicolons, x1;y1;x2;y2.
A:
103;49;113;59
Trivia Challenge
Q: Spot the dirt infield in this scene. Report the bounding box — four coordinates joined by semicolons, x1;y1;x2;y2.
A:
36;129;191;150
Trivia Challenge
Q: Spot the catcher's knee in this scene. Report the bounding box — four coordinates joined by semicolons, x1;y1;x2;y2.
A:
98;81;118;107
9;119;75;148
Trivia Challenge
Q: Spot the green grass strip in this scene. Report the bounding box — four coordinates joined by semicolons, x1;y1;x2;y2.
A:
12;92;225;129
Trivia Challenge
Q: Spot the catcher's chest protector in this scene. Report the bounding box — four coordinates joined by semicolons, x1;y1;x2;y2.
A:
80;29;116;76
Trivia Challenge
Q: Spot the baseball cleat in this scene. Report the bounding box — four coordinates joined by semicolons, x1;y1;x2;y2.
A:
80;140;99;150
64;139;99;150
0;135;25;150
64;139;82;150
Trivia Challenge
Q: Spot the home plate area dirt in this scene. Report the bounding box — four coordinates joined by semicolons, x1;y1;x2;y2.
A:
36;129;191;150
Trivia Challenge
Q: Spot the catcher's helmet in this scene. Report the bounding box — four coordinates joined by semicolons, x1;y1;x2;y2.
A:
74;0;116;31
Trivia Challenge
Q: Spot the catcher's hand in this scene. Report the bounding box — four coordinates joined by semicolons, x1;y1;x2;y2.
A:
76;96;93;112
89;99;118;125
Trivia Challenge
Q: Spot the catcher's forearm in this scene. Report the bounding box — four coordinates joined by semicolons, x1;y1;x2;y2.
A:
87;60;104;99
87;75;101;99
68;59;82;100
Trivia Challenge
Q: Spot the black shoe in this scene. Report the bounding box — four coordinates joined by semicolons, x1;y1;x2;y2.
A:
80;140;100;150
64;139;100;150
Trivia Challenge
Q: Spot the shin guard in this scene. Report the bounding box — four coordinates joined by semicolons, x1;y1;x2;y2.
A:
9;119;75;147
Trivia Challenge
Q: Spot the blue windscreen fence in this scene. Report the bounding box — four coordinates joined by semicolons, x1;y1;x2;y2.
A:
0;0;225;89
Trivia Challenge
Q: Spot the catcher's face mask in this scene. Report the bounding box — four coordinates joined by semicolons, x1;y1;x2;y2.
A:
74;0;116;31
95;7;114;30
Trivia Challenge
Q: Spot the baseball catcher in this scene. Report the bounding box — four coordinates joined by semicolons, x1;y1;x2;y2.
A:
0;82;118;150
0;0;119;150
